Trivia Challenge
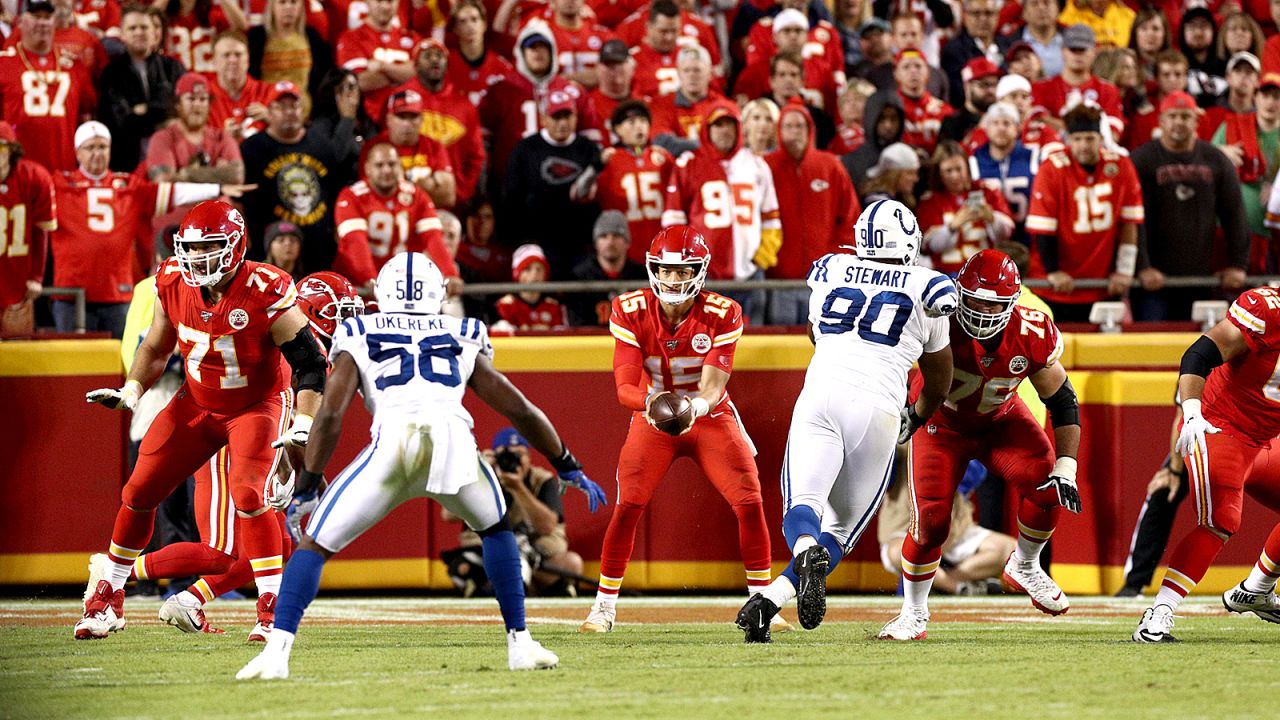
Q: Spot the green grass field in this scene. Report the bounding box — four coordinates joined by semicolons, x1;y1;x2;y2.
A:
2;596;1275;720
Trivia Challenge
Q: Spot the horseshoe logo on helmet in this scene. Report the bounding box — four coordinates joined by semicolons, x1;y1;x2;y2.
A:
895;207;917;237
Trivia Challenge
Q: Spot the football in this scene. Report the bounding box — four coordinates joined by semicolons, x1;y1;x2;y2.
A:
648;391;694;436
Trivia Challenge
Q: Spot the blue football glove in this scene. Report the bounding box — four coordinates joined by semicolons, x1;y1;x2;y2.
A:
285;490;320;543
559;469;608;513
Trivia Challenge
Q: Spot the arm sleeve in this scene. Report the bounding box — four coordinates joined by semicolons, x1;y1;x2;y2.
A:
1117;161;1145;225
415;203;460;277
612;338;649;411
1035;234;1060;273
1025;165;1060;234
170;182;223;208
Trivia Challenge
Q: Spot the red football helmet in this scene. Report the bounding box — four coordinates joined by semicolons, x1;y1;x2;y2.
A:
173;200;247;287
956;249;1021;339
298;271;365;341
646;226;710;304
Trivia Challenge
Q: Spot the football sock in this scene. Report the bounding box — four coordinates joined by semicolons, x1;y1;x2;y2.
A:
732;502;772;595
274;548;326;635
762;574;796;608
239;509;284;596
595;501;645;607
817;532;845;575
107;506;153;591
900;536;942;611
194;555;254;604
1158;526;1228;611
781;505;820;555
1013;511;1056;565
773;533;843;603
481;530;527;632
1243;524;1280;593
133;543;235;581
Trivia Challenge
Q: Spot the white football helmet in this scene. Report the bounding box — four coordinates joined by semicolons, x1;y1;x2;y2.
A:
854;199;922;266
374;252;446;315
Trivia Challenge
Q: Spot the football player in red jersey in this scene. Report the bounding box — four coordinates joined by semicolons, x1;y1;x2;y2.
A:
1133;285;1280;642
334;143;455;288
76;200;329;641
879;249;1083;641
0;123;56;337
592;101;674;264
579;227;777;634
1026;104;1144;322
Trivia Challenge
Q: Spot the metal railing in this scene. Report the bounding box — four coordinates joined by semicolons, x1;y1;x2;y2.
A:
39;287;86;332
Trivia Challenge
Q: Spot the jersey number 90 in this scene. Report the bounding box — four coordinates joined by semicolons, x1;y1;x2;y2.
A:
817;288;913;346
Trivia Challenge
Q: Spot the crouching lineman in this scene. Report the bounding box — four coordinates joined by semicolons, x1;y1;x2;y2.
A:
880;249;1082;641
737;199;958;642
236;252;608;679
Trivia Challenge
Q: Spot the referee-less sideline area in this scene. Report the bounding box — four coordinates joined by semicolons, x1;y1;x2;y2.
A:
1;333;1268;595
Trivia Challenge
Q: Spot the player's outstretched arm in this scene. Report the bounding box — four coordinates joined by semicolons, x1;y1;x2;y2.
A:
296;352;361;495
1031;363;1084;513
689;364;731;425
470;354;608;512
86;300;178;411
1174;318;1248;457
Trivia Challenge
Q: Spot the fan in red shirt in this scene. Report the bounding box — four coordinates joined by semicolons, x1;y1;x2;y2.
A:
50;122;247;336
326;0;414;43
1026;104;1144;321
76;200;327;643
524;0;617;87
337;0;421;123
362;88;457;209
0;1;94;172
649;44;723;148
3;0;108;83
968;74;1064;155
744;0;844;88
445;0;515;106
75;0;121;38
734;11;839;113
881;249;1081;641
164;1;231;73
206;31;273;142
762;101;859;324
613;0;721;70
1133;285;1280;642
0;123;56;336
334;142;455;288
397;39;487;208
587;38;636;137
587;0;645;28
493;243;568;331
591;101;675;263
1032;24;1125;138
895;48;955;155
478;20;603;198
577;226;775;634
629;0;682;99
917;140;1015;274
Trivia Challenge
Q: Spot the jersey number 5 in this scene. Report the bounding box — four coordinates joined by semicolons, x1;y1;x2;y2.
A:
817;287;913;346
368;333;462;389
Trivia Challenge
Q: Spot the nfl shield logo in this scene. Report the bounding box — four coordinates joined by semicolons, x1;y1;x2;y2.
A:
200;311;214;322
980;356;994;368
665;340;679;351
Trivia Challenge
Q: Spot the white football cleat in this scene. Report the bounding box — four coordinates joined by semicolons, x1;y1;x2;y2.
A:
236;649;291;680
1133;604;1179;643
877;607;929;641
1222;582;1280;624
507;630;558;670
1003;554;1070;616
159;591;224;634
248;592;277;642
578;604;615;633
74;580;126;640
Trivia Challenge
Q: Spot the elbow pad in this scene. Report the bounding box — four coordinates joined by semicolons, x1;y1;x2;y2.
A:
1042;377;1080;429
281;327;327;394
1179;335;1224;379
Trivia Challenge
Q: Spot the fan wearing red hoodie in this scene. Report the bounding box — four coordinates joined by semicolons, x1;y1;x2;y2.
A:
763;102;860;325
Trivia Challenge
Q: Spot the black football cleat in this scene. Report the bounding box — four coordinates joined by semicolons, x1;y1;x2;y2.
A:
795;545;831;630
736;594;778;644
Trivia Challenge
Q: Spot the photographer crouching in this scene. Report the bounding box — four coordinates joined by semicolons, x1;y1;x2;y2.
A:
443;428;586;596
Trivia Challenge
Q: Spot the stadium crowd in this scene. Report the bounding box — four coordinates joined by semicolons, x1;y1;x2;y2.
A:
3;0;1280;335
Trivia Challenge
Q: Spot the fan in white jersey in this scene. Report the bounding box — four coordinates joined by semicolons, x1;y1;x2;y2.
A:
737;199;958;642
237;252;608;680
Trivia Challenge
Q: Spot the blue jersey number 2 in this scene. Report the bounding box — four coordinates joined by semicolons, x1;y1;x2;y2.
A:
367;333;463;389
817;288;913;346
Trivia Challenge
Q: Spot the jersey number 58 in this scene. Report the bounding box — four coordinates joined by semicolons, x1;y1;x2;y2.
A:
368;333;462;389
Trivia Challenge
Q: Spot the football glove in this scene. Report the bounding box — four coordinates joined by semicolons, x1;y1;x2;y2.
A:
86;380;143;411
898;405;924;444
1037;475;1082;514
285;492;321;543
268;471;295;512
272;413;313;449
1175;399;1220;458
559;470;608;513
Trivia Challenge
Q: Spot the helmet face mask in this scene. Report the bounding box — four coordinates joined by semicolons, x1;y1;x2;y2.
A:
298;271;365;340
956;249;1022;340
646;226;710;305
173;201;247;288
853;199;921;266
374;251;446;315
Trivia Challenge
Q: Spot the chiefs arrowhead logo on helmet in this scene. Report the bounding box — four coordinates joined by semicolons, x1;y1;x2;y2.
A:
297;271;365;343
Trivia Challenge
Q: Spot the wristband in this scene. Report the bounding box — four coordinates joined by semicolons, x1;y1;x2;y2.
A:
292;413;314;430
123;379;143;398
690;397;710;418
550;445;582;474
1115;244;1138;277
1052;456;1078;482
296;468;325;495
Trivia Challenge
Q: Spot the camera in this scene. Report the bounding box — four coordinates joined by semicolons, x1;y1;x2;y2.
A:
494;447;522;473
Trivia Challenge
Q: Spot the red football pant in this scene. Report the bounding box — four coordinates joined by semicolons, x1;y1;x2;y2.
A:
596;410;771;596
901;398;1058;576
189;512;293;604
1164;429;1280;597
108;390;290;586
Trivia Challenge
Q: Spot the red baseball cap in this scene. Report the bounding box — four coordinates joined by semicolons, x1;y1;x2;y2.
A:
175;73;209;97
0;122;15;144
1261;72;1280;91
962;57;1002;83
1159;91;1201;115
266;80;302;104
387;88;425;115
543;89;576;117
894;47;926;65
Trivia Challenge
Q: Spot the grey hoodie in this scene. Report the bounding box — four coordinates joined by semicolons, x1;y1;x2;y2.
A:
841;89;905;186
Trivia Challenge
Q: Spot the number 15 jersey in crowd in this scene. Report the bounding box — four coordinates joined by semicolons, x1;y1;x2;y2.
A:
805;252;952;415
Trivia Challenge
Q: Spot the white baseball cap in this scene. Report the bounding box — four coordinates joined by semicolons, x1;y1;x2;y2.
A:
74;121;111;149
995;74;1032;100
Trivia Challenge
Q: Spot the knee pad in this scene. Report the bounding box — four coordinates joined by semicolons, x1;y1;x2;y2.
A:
120;485;158;512
477;515;512;538
909;498;952;550
230;483;266;514
1207;509;1240;538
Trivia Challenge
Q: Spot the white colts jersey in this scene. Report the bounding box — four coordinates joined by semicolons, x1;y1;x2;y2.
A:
804;253;953;414
331;312;494;435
